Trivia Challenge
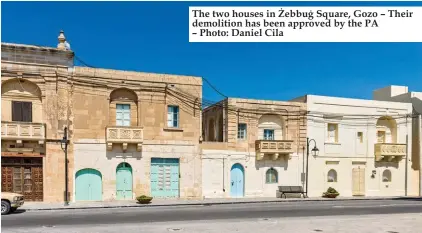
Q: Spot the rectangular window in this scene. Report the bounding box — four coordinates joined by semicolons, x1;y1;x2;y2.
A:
327;123;338;143
263;129;275;140
237;123;247;140
167;105;179;128
116;104;131;126
357;132;363;143
12;101;32;122
377;131;386;143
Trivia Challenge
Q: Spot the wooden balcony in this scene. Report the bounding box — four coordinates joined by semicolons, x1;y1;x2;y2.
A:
374;143;406;162
255;140;294;160
106;126;143;151
1;121;46;144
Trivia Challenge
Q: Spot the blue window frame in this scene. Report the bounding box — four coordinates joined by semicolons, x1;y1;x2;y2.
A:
167;105;179;128
264;129;274;140
116;104;130;126
238;123;247;140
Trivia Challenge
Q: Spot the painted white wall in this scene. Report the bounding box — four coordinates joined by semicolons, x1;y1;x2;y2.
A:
202;149;303;198
305;95;413;197
73;139;201;202
372;86;422;196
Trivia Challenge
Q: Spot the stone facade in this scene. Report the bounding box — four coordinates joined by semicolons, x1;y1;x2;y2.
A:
1;39;75;202
72;66;203;201
201;98;307;198
291;94;415;197
1;32;203;203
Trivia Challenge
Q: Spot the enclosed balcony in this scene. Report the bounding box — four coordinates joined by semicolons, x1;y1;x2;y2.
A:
1;121;46;144
374;143;406;162
255;140;294;160
106;126;143;151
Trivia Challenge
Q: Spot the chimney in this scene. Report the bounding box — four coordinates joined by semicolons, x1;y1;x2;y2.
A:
57;30;67;50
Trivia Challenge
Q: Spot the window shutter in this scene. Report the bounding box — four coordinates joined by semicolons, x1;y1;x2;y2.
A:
12;101;23;122
22;102;32;122
167;107;173;127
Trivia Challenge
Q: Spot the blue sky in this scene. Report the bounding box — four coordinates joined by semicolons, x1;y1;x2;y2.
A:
2;1;421;102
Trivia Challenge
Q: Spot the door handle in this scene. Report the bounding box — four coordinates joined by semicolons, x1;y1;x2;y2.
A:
231;181;234;186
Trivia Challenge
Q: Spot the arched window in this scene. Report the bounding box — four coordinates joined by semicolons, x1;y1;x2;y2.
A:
266;168;278;184
382;169;392;182
327;169;337;182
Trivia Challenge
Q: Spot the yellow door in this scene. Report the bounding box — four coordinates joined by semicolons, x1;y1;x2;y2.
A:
352;168;366;196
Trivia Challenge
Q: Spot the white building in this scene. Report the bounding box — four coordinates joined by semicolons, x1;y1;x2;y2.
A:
291;95;415;197
373;85;422;196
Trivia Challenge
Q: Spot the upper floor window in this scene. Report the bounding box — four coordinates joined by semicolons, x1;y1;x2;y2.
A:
238;123;247;140
116;104;130;126
264;129;275;140
327;123;338;143
357;132;363;143
377;131;387;143
167;105;179;128
12;101;32;122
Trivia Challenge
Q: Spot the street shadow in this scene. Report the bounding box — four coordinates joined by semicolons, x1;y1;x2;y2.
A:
392;197;422;201
9;209;26;215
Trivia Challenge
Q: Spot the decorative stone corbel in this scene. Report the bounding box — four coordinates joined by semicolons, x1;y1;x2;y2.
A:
256;153;265;160
122;143;128;152
107;143;113;151
272;153;279;160
136;143;142;152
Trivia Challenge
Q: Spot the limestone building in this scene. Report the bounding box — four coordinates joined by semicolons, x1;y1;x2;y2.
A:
201;98;307;198
1;31;203;202
1;32;74;202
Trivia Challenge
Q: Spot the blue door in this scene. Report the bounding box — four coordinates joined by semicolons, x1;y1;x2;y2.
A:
116;163;133;200
75;169;102;201
230;163;244;197
116;104;130;126
151;158;179;198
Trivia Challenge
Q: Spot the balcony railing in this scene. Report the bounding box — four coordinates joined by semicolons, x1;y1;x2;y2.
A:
1;121;46;144
374;143;406;162
106;126;143;151
255;140;294;160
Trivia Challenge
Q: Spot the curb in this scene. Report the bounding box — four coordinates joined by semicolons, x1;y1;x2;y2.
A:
23;197;419;211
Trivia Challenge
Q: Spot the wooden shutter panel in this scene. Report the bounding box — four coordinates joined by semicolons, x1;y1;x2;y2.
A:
22;102;32;122
12;101;23;122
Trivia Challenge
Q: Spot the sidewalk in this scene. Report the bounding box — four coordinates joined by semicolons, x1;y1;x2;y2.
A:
22;196;419;211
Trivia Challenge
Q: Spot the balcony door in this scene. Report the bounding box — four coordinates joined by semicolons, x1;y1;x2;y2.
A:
12;101;32;122
116;104;130;126
264;129;275;140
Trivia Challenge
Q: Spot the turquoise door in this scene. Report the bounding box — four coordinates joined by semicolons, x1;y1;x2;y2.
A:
230;163;244;197
151;158;179;198
116;104;130;126
75;169;102;201
116;163;133;200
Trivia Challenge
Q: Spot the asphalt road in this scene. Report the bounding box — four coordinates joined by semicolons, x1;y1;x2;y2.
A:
2;199;422;229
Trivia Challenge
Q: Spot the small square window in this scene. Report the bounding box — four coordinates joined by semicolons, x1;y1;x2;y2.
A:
167;105;179;128
238;123;247;140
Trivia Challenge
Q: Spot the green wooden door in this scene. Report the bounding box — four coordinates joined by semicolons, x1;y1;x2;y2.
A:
75;169;102;201
116;163;133;200
150;158;179;198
